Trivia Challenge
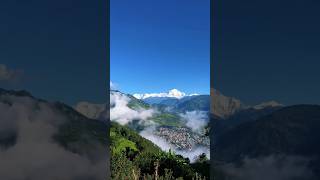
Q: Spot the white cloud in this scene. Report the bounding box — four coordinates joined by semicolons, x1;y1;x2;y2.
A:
110;81;117;90
180;111;208;133
139;126;210;163
109;87;210;162
0;95;107;180
133;89;198;99
189;93;199;96
139;126;173;151
110;91;155;125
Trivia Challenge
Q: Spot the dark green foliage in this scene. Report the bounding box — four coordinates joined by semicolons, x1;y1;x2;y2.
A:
191;154;210;179
127;95;150;110
110;122;161;154
111;152;138;180
52;102;108;156
110;122;209;179
133;150;196;179
150;113;183;127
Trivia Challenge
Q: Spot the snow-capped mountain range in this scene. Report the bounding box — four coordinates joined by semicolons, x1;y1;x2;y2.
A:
133;89;199;100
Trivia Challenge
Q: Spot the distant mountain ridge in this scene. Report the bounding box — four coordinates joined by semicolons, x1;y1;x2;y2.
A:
133;89;284;119
75;89;283;121
0;88;108;149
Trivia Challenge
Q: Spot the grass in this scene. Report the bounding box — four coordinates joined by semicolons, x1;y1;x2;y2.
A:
150;113;183;127
112;137;138;154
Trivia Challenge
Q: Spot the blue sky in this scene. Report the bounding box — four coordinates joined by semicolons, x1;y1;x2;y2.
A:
0;0;107;105
213;0;320;105
110;0;210;95
3;0;319;106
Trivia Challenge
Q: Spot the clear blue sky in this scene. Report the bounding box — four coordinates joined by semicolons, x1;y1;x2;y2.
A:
2;0;319;106
0;0;107;105
110;0;210;95
213;0;320;105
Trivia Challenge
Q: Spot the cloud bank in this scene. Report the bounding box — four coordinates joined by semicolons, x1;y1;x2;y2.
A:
0;95;107;180
109;88;209;162
110;91;155;125
219;155;315;180
180;111;208;133
140;126;210;163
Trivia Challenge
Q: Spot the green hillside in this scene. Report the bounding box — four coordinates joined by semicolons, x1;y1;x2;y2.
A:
149;113;183;127
0;89;109;180
110;122;209;180
52;102;108;155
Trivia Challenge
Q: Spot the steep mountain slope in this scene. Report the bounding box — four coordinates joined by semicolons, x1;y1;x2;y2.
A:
213;105;320;179
53;102;108;156
215;105;320;161
110;121;161;155
0;88;108;180
110;121;209;179
74;101;106;119
110;91;210;155
108;90;210;179
213;105;283;139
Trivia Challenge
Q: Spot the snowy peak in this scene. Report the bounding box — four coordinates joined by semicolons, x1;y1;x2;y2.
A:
167;89;186;98
133;89;198;100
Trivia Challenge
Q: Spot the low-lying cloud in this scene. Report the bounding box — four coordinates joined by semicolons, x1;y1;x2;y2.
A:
140;126;210;163
109;90;210;162
110;91;155;125
140;126;173;151
219;155;316;180
0;95;107;180
180;111;208;133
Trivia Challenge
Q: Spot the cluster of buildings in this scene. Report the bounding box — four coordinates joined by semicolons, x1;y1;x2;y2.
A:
155;126;209;151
